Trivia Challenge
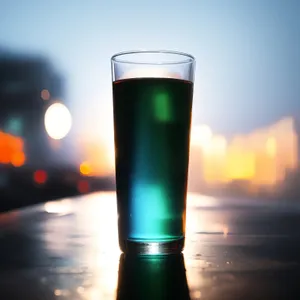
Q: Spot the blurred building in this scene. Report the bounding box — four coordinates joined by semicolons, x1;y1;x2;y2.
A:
0;50;71;170
188;117;299;198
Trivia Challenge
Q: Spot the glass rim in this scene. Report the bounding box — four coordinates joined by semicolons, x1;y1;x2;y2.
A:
111;50;195;65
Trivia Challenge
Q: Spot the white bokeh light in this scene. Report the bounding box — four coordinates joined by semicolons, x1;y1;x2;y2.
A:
44;103;72;140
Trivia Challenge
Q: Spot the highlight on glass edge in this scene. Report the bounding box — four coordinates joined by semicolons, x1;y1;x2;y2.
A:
111;50;195;255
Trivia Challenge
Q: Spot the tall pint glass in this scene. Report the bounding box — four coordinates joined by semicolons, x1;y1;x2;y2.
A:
111;50;195;254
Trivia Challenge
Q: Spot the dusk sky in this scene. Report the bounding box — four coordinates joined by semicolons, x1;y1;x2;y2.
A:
0;0;299;142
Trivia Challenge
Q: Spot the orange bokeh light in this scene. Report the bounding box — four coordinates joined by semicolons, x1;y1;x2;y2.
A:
11;152;26;167
79;138;114;177
1;148;10;164
0;131;26;166
80;161;92;176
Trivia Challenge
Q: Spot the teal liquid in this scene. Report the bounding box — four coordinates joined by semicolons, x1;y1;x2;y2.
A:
113;77;193;247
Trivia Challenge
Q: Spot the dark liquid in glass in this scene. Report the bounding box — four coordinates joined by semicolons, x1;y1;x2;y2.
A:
113;77;193;249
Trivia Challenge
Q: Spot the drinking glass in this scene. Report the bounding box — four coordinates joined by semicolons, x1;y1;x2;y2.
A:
111;50;195;254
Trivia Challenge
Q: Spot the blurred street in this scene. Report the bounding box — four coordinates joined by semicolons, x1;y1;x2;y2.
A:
0;166;114;212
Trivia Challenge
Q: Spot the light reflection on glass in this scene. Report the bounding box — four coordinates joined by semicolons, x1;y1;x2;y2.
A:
148;243;160;255
121;67;172;80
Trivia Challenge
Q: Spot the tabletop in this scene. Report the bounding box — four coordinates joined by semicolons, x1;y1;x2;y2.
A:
1;191;300;299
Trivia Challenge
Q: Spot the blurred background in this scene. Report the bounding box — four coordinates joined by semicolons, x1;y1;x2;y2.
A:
0;0;299;211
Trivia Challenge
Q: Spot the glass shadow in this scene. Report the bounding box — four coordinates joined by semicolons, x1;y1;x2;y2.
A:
116;253;190;300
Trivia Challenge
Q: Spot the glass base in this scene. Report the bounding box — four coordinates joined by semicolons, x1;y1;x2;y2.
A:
120;237;185;255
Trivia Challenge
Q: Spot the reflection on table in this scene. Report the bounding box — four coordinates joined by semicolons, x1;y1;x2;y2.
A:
1;191;300;299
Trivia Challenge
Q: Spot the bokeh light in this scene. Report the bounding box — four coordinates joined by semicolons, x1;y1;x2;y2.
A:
77;180;90;194
41;89;50;101
80;161;92;176
0;131;26;167
189;117;298;190
190;124;213;150
44;103;72;140
266;137;277;158
33;170;48;185
11;152;25;167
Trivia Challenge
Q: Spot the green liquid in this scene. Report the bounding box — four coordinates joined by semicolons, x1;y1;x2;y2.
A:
113;77;193;247
117;254;190;300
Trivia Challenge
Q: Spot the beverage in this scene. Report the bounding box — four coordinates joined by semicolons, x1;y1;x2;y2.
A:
113;77;193;252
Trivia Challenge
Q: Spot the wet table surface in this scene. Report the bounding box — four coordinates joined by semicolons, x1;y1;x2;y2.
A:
1;191;300;299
